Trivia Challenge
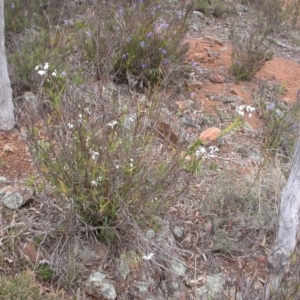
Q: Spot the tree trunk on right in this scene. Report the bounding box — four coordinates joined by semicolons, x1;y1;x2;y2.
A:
265;136;300;299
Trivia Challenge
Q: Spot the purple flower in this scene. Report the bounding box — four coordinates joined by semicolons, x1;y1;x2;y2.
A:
267;102;276;110
140;41;145;47
159;48;167;55
141;63;147;69
63;19;68;25
122;53;128;59
191;61;197;67
11;4;15;9
161;58;169;66
61;71;67;77
146;32;153;38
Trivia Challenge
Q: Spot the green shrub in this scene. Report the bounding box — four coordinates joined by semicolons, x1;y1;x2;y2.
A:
80;0;192;88
5;0;69;34
25;80;192;243
194;0;229;17
0;272;61;300
255;82;300;156
229;28;274;81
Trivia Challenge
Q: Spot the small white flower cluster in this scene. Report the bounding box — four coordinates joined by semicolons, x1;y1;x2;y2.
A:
90;149;99;161
195;146;219;158
235;105;255;117
91;176;103;187
35;62;57;77
107;120;118;128
142;253;154;260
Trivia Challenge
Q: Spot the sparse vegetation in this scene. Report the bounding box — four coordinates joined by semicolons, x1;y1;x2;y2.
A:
0;272;63;299
230;27;274;81
251;0;300;31
255;81;300;156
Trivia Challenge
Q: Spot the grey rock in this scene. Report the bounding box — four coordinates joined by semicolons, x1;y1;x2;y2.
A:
172;225;185;241
145;229;156;240
85;272;117;300
0;186;34;209
170;259;188;277
195;273;226;298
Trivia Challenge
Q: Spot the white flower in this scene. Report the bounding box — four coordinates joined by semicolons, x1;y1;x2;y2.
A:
209;146;219;154
44;62;49;70
107;120;118;128
91;151;99;161
84;107;91;115
236;105;255;117
35;65;41;70
143;253;154;260
195;147;207;157
246;106;255;113
52;70;57;77
91;180;98;187
37;70;47;76
67;123;74;129
115;165;120;169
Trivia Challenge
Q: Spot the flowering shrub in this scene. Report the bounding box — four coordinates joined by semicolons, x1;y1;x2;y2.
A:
81;1;192;88
26;80;188;243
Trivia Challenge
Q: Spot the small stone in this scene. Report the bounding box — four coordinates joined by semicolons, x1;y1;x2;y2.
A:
3;144;14;153
176;101;188;112
199;128;221;145
155;120;178;144
209;74;225;83
23;240;38;263
283;97;293;105
230;89;239;95
173;225;185;241
213;39;223;46
185;80;204;90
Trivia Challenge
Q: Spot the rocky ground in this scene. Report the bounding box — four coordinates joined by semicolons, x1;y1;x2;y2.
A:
1;1;300;299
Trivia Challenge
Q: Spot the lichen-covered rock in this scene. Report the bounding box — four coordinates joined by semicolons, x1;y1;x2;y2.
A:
0;185;34;209
85;272;117;300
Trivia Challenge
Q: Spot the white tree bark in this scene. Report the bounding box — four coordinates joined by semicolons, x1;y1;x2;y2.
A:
0;0;15;130
265;136;300;299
